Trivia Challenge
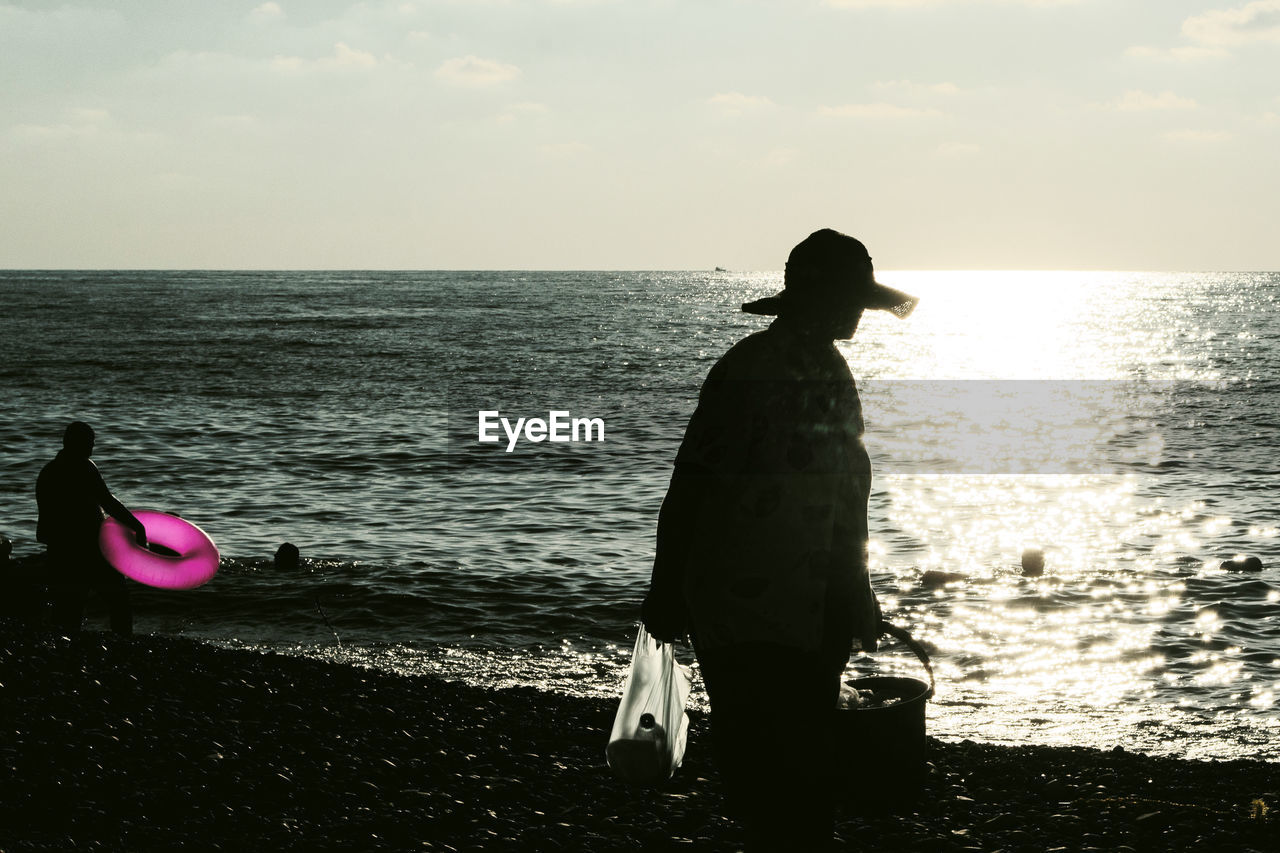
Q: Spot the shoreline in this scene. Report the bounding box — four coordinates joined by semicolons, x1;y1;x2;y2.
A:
1;623;1275;852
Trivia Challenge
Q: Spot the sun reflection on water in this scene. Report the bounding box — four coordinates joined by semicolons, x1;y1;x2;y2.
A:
846;457;1280;756
822;272;1280;758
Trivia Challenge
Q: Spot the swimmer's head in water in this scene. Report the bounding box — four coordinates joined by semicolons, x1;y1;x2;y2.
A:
62;421;95;457
275;541;300;570
742;229;919;328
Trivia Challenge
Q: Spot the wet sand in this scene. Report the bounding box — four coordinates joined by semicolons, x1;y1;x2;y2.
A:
0;622;1275;852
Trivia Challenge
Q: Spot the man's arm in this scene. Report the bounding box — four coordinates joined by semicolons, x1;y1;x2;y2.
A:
641;465;706;642
641;358;741;643
91;463;146;545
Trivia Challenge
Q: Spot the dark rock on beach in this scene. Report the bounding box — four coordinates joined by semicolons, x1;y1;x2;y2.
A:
1220;555;1264;572
0;621;1275;852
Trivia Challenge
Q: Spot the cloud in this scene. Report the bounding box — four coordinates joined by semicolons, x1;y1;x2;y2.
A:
1124;44;1228;61
826;0;930;6
205;114;257;129
12;107;110;139
1107;90;1197;111
873;80;961;95
1163;129;1233;143
9;108;160;147
68;108;110;124
11;122;100;142
249;2;284;22
272;42;377;72
496;102;549;123
539;141;590;157
707;92;775;116
760;147;798;167
936;141;980;158
825;0;1081;7
435;55;521;86
818;102;942;118
332;42;377;67
1183;0;1280;45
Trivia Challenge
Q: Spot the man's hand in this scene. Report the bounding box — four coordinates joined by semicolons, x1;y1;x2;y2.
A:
132;522;147;547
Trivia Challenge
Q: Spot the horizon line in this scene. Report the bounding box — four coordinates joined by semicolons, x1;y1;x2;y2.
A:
3;267;1276;274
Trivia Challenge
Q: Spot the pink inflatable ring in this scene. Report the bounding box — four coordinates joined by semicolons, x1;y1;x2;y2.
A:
99;510;220;590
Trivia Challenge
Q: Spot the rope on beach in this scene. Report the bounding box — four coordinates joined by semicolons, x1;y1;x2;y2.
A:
1091;793;1273;822
314;596;342;648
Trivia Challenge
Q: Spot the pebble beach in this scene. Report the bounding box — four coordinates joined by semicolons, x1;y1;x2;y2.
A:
1;623;1275;853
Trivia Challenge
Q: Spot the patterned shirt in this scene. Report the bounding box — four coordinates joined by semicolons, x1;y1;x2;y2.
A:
653;318;880;652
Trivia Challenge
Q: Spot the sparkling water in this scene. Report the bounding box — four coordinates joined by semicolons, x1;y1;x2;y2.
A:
2;269;1277;760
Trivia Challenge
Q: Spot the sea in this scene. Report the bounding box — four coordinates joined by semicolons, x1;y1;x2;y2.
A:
2;269;1277;762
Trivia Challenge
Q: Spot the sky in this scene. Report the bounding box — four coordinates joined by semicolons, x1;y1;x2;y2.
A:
1;0;1278;270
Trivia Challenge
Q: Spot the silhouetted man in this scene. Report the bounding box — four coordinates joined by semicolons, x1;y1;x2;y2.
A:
642;229;917;851
37;421;146;636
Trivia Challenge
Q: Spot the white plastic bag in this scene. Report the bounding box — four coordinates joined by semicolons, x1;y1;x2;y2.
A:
606;624;691;785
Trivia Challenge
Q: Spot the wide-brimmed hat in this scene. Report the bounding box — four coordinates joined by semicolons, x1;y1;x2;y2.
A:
742;228;918;319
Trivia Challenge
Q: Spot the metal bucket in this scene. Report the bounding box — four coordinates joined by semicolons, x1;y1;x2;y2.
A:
835;621;935;805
